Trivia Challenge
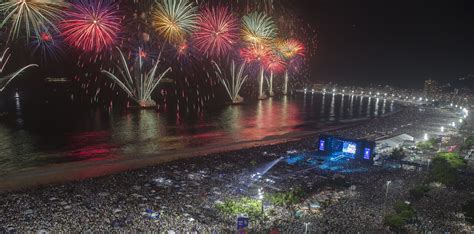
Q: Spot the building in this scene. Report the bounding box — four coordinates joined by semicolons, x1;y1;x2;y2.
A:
423;79;439;98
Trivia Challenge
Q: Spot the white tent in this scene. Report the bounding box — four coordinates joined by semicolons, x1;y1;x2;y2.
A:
375;134;415;154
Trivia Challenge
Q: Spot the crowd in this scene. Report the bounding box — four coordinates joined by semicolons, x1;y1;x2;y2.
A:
0;105;472;233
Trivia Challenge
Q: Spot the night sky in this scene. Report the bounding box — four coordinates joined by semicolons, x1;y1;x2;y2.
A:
297;0;474;88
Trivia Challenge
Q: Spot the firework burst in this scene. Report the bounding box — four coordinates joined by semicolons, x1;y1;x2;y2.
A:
241;12;277;45
59;0;122;53
29;31;64;62
276;38;304;59
193;6;239;58
264;52;285;74
240;43;272;65
152;0;198;44
0;0;65;41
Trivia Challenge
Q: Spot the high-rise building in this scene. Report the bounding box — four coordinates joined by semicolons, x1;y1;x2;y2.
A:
423;79;439;98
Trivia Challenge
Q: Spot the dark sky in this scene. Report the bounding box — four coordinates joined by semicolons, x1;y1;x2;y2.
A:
295;0;474;88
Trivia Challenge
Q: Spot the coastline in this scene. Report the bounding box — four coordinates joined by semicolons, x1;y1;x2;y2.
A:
0;103;405;193
0;121;361;193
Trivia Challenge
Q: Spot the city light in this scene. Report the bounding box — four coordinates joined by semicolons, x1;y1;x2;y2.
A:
258;188;264;200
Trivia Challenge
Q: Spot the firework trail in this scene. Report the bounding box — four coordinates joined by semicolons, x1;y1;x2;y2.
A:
264;52;285;96
101;47;172;107
212;60;248;104
0;48;38;92
0;0;65;41
275;38;304;95
240;43;272;99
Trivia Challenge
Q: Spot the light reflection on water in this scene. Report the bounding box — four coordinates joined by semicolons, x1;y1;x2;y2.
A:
0;93;398;173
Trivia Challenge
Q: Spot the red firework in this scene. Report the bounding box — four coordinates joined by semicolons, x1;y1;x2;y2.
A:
265;53;286;74
240;44;272;65
59;0;122;53
192;6;239;57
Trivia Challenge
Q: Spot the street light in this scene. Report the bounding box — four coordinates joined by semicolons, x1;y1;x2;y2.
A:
441;126;444;133
304;222;311;234
424;133;428;141
383;181;392;216
258;188;264;214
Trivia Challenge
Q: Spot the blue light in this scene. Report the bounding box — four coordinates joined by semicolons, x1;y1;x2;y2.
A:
364;148;371;160
319;140;325;151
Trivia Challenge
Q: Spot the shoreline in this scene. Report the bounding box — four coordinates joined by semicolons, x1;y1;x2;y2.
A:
0;104;405;193
0;122;361;193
